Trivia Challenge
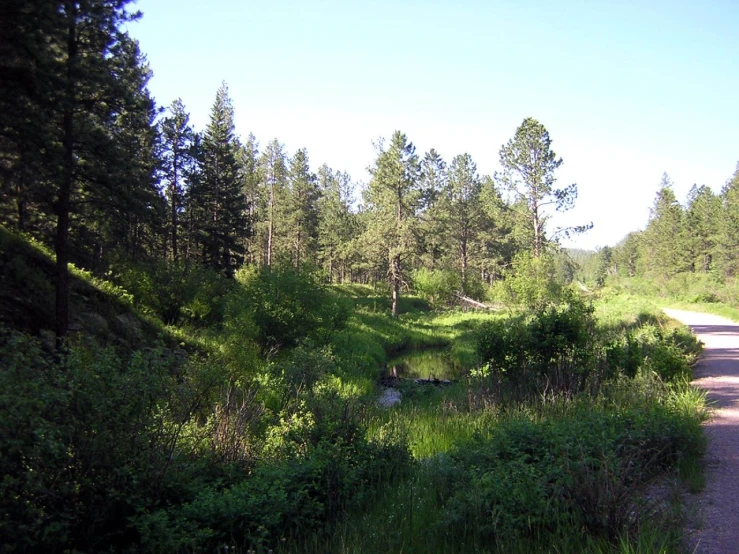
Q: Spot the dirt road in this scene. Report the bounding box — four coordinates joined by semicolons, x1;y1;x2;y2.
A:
662;309;739;554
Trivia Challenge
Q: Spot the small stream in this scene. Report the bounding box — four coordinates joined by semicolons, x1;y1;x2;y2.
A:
379;348;462;408
386;348;461;381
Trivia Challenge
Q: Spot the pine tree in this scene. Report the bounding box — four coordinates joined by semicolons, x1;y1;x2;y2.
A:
478;175;517;283
240;133;262;265
0;0;58;234
285;148;320;269
260;138;288;266
644;174;689;277
717;164;739;277
685;184;721;273
24;0;146;340
364;131;421;316
498;117;589;258
97;37;164;266
613;232;643;277
317;164;355;281
418;149;447;269
160;98;195;262
189;82;246;275
444;153;484;294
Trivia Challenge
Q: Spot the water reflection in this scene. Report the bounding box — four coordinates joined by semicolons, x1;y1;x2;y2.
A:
386;349;460;381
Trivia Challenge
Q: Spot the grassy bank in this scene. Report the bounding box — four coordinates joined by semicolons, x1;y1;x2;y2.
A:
0;231;709;553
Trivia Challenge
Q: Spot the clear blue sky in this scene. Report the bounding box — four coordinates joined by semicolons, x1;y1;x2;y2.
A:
127;0;739;250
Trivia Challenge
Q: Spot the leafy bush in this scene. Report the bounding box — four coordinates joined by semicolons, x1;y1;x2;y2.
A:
412;268;461;306
117;261;235;325
474;298;598;394
499;252;564;309
134;394;412;553
0;329;181;552
231;266;352;353
436;393;705;545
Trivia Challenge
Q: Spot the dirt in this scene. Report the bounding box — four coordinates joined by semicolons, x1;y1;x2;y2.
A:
662;309;739;554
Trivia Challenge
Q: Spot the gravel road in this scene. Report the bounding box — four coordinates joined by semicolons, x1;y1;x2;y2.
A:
662;309;739;554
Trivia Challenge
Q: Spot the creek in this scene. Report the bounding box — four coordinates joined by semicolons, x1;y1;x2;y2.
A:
385;348;461;381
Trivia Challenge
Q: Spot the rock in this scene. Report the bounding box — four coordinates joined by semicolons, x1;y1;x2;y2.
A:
39;329;55;350
80;311;109;337
378;387;402;408
115;312;142;342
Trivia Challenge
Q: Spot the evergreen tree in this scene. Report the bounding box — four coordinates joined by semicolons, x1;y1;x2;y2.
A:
259;138;288;266
643;174;689;277
444;153;484;294
594;246;614;287
240;133;262;265
498;117;589;258
285;148;320;269
317;164;355;281
418;149;447;269
0;0;58;234
96;37;164;266
160;98;195;262
613;232;643;277
364;131;421;316
717;164;739;277
478;175;518;283
5;0;149;340
189;82;246;275
685;184;721;273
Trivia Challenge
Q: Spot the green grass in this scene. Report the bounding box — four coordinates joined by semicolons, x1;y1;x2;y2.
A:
661;299;739;322
327;284;504;397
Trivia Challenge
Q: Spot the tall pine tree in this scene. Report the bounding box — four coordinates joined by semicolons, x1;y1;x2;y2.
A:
644;174;689;277
189;82;246;275
285;148;320;269
364;131;421;316
160;98;195;262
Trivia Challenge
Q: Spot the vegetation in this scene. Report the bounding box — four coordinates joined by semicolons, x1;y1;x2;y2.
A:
0;226;710;552
1;3;733;552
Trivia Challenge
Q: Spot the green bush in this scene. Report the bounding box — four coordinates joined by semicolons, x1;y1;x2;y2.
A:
412;268;461;307
500;252;564;309
117;261;235;325
232;266;352;354
474;298;598;394
0;329;181;552
436;394;705;545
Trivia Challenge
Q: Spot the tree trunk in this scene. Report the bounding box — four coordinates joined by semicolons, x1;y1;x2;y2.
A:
55;6;77;346
391;254;401;317
266;181;274;266
171;150;179;262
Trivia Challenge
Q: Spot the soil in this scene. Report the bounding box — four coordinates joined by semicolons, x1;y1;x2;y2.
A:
662;309;739;554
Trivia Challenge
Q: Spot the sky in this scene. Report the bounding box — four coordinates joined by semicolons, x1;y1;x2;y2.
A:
126;0;739;250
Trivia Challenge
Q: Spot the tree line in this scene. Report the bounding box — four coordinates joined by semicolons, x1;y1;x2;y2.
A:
1;0;588;336
597;168;739;283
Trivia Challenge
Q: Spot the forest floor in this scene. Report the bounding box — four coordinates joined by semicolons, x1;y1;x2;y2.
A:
662;308;739;554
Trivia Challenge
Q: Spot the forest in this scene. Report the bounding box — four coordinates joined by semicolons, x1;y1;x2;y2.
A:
1;1;738;553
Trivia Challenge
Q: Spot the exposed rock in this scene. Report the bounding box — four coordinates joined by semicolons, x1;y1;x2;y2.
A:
378;387;402;408
80;311;109;337
116;312;142;342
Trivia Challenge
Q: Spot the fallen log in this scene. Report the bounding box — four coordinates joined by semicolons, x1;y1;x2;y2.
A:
456;293;493;310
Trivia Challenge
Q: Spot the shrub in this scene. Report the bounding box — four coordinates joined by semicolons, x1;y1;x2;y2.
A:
231;266;352;353
117;261;235;326
412;268;461;307
474;298;598;394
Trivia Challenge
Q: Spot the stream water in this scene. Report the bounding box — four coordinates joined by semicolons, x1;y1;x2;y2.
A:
386;349;461;381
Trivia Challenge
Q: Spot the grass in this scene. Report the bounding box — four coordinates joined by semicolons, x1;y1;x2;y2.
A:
327;284;503;397
322;289;708;554
313;373;706;554
660;299;739;322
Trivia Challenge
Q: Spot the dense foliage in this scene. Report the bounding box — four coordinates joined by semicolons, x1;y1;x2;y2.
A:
0;4;725;553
